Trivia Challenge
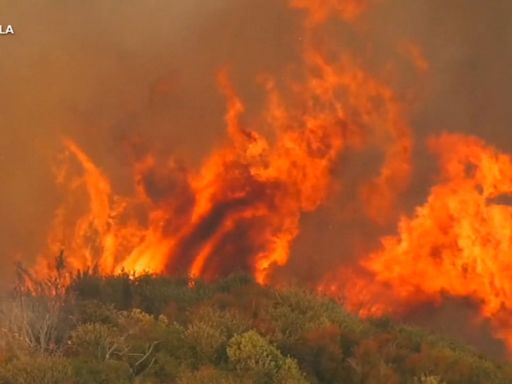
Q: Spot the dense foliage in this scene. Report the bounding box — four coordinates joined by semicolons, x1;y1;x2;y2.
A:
0;272;511;383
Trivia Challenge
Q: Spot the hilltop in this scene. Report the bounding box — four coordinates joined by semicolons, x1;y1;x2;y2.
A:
0;273;511;384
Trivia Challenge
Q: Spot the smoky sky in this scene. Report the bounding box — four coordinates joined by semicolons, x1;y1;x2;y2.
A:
1;0;512;290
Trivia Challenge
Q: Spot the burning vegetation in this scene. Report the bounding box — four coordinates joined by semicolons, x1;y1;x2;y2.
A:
5;0;512;373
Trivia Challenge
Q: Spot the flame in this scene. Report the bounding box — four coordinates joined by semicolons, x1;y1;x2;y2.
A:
34;42;411;285
323;133;512;351
35;141;175;279
32;0;414;312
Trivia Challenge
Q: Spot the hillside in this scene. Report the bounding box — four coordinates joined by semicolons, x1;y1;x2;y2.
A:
0;273;511;384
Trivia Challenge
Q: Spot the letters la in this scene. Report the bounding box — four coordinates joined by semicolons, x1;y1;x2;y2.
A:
0;25;14;35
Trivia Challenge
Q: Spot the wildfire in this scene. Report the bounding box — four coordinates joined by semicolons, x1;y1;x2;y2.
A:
35;46;409;285
27;0;512;357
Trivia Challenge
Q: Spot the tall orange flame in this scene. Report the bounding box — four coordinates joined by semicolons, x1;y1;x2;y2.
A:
34;47;411;285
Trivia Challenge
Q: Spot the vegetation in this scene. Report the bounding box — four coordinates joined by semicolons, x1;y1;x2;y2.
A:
0;272;511;383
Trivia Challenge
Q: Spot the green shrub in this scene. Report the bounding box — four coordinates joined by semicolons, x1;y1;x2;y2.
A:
227;330;308;384
0;356;72;384
70;359;131;384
